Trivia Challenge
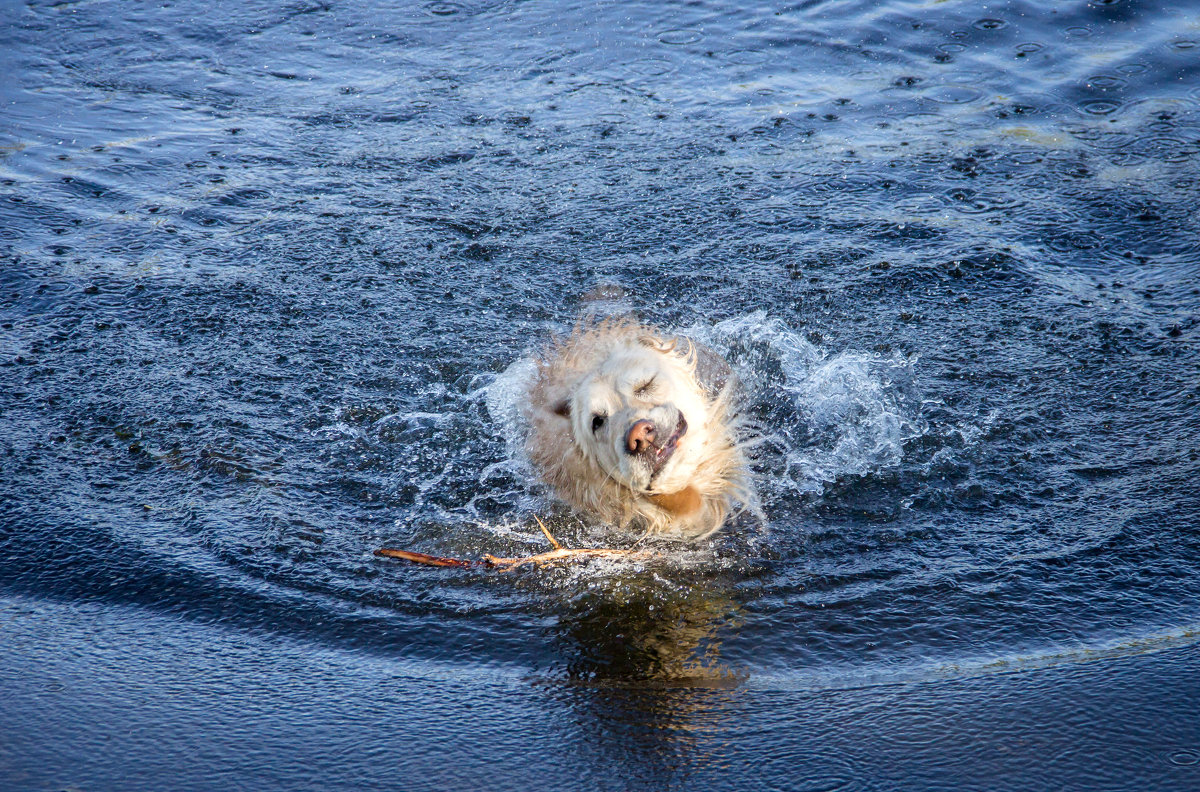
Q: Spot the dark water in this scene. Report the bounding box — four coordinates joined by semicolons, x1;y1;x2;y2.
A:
2;0;1200;789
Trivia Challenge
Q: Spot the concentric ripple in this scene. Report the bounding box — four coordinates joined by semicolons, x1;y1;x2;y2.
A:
2;0;1199;695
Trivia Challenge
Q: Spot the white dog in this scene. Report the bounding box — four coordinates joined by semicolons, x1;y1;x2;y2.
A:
525;317;753;540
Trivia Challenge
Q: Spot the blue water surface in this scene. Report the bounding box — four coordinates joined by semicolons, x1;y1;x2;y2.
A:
2;1;1199;790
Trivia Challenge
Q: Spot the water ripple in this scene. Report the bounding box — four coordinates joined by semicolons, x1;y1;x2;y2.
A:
2;5;1199;777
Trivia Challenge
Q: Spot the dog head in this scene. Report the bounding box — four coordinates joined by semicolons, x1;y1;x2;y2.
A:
527;318;746;537
551;333;709;498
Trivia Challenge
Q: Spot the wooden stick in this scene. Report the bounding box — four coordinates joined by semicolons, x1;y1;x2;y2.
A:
375;517;658;570
533;515;562;550
374;548;480;568
482;547;655;569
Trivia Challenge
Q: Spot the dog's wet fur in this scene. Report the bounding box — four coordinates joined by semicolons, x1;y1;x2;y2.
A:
526;317;753;540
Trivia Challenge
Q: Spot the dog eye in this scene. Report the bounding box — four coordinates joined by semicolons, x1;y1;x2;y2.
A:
634;377;656;397
591;413;606;433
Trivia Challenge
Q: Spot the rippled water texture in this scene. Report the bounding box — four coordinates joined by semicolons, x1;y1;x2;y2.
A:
2;0;1200;789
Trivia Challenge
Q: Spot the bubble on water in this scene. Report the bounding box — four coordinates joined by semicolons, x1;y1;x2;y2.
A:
657;28;703;46
1080;99;1122;115
1087;73;1126;90
925;84;984;104
425;1;464;16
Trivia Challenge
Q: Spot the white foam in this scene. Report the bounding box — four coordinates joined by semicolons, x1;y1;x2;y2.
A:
695;311;926;495
791;351;924;484
483;354;537;456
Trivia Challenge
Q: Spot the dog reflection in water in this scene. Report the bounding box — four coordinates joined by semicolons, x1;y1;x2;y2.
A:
551;569;746;767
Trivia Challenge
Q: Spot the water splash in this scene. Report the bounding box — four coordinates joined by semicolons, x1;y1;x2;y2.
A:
694;311;927;497
482;313;928;516
483;353;537;463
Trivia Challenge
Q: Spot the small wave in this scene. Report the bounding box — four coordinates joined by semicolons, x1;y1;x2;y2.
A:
747;622;1200;692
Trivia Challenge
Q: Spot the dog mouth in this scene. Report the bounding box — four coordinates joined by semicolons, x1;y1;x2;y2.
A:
648;413;688;479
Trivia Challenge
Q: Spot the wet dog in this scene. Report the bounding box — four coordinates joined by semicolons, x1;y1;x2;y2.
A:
525;317;753;540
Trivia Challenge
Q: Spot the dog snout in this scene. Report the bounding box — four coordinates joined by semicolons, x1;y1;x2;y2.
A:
625;419;656;455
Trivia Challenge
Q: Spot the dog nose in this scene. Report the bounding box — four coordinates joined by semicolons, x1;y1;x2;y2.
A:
625;419;656;455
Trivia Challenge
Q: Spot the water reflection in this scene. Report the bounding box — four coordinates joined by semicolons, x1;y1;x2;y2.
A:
556;683;741;786
547;569;745;779
553;569;744;685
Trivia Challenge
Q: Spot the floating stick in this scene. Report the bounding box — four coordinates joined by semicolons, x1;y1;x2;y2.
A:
534;514;563;550
373;548;480;568
375;518;657;570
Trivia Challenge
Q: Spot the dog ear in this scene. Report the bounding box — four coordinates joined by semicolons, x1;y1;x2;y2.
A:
552;399;570;419
638;332;678;354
